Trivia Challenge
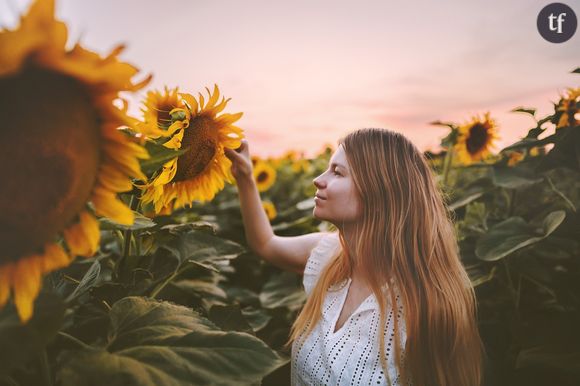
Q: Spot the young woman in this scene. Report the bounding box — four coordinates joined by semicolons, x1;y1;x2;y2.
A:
224;128;485;386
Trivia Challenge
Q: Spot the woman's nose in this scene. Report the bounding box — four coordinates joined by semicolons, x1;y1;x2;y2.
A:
313;176;325;188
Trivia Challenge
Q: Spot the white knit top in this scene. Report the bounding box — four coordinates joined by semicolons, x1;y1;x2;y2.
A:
291;232;411;386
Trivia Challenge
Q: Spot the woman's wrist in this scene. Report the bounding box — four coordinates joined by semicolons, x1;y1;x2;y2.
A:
235;172;255;187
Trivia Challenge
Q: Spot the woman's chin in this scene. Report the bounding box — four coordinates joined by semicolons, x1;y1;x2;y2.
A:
313;207;327;221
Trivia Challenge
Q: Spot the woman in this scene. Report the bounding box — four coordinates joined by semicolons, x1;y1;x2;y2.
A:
224;128;485;386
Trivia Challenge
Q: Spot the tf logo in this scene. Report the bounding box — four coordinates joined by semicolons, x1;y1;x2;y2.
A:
537;3;577;43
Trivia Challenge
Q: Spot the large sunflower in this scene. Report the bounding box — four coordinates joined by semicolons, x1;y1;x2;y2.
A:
454;112;499;165
0;0;150;322
556;87;579;129
140;85;244;214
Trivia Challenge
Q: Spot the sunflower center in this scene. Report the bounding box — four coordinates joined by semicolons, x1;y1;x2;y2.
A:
466;123;489;155
173;114;218;182
257;171;269;183
0;68;100;261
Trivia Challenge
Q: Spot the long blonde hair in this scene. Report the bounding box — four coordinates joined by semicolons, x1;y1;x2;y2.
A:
285;128;485;386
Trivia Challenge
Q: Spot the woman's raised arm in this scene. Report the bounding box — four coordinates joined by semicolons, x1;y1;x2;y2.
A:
225;140;324;273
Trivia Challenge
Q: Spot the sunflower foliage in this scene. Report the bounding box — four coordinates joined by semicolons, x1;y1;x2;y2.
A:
427;68;580;386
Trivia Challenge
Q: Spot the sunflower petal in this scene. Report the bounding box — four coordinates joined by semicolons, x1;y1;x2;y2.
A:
153;159;177;186
97;164;134;193
0;264;13;307
63;211;99;257
180;93;199;113
13;256;43;322
92;187;134;225
41;243;71;272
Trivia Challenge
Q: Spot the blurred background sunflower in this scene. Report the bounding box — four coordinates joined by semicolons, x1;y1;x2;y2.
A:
253;160;277;192
556;87;579;129
262;201;277;221
140;85;244;214
454;112;499;165
0;0;149;322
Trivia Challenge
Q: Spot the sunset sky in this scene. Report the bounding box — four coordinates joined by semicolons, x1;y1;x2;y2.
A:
2;0;578;157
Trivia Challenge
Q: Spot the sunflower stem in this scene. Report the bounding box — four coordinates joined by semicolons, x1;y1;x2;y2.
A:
39;349;52;386
119;195;141;279
442;146;454;187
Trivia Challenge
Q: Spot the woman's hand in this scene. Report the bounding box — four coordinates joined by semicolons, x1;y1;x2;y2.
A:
224;139;253;182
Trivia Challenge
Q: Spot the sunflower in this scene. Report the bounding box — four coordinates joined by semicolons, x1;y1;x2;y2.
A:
253;160;277;192
139;86;187;138
291;158;312;174
556;87;580;129
454;112;499;165
262;201;277;221
0;0;150;322
251;155;262;168
140;85;244;214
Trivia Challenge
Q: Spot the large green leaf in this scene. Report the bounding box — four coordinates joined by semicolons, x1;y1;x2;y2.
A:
259;272;306;311
57;297;285;386
162;230;245;265
0;292;65;375
475;211;566;261
491;165;543;189
208;304;254;334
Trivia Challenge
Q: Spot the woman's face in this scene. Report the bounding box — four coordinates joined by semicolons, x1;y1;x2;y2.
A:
313;145;362;225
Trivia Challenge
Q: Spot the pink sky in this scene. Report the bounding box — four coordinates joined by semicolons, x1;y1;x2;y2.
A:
3;0;579;157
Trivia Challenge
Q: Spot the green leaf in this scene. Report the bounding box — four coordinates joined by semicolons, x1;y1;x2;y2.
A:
510;107;536;117
209;304;254;334
0;292;65;375
163;230;245;265
465;264;498;287
66;259;102;302
56;297;285;386
140;142;189;176
491;165;543;189
259;272;306;311
448;191;484;211
475;211;566;261
241;306;273;332
99;212;156;231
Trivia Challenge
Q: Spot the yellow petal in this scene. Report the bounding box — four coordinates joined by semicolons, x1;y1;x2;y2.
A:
103;141;147;181
63;212;99;257
162;129;184;149
13;256;43;323
41;243;71;272
153;159;177;186
92;187;134;225
97;164;134;193
0;264;13;308
206;84;220;109
180;93;199;113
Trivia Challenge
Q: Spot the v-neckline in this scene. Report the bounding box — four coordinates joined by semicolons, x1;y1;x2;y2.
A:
330;278;374;336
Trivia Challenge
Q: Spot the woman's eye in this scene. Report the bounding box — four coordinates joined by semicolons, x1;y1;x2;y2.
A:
333;169;341;176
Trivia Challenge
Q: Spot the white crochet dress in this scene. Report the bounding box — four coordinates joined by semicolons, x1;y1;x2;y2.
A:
291;232;411;386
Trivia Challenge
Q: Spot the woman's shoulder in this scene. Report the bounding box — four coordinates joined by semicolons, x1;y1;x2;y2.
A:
302;232;341;296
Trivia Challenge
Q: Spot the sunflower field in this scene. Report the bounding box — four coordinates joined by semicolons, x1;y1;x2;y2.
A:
1;1;579;385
